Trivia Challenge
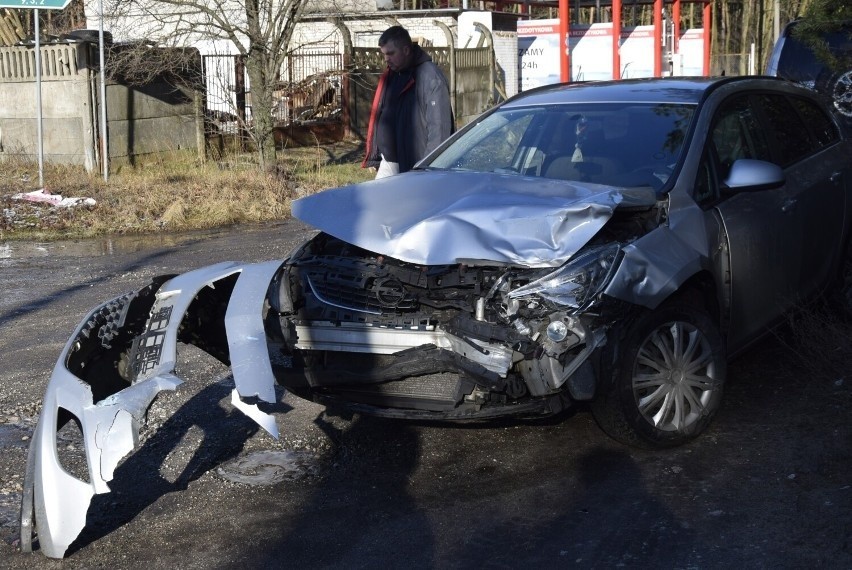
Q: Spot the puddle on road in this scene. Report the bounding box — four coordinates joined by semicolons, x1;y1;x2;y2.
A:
217;450;321;485
1;233;223;309
0;227;231;265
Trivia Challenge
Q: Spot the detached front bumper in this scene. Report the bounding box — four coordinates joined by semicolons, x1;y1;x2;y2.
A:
21;260;284;558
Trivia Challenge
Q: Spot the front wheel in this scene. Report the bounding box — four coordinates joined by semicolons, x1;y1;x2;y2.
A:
592;303;726;448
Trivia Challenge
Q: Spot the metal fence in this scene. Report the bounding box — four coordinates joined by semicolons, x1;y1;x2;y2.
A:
277;50;343;123
202;54;244;134
202;51;343;130
202;45;495;141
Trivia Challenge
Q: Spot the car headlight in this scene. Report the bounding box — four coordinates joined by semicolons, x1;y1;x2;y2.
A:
508;244;621;310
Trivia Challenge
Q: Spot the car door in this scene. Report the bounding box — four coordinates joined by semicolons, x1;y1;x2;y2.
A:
753;93;848;298
704;94;803;349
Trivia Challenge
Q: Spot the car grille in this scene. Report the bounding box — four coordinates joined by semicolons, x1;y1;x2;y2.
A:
303;266;418;316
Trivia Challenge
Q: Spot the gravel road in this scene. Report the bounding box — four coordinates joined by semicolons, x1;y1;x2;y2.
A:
1;220;850;568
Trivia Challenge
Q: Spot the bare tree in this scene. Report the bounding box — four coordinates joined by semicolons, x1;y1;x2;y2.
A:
102;0;312;169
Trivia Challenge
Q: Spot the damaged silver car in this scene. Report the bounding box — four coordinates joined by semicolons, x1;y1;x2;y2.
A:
22;77;852;558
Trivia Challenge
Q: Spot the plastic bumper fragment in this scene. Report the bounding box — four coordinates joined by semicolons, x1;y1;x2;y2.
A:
22;260;284;558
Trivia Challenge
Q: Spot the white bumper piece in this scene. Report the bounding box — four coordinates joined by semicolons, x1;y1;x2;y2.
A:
21;260;284;558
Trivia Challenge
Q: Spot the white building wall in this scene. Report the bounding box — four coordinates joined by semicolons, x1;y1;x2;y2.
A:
458;12;518;99
292;21;341;51
394;16;455;47
292;14;457;50
493;30;518;99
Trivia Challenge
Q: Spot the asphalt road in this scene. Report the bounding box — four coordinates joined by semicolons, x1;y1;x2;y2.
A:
1;220;850;569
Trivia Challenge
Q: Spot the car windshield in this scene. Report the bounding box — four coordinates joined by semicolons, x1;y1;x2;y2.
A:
425;103;696;189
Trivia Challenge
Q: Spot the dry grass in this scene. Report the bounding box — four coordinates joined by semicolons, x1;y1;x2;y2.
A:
0;140;373;240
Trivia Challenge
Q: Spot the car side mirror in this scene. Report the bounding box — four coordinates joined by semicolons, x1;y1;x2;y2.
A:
723;159;785;192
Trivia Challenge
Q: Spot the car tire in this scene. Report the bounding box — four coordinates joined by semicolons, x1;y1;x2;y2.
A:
816;68;852;119
592;303;726;449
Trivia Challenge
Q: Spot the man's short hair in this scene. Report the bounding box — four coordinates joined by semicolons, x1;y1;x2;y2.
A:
379;25;413;48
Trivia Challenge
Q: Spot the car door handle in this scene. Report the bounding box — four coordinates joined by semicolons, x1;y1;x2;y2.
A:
782;198;797;213
830;171;842;184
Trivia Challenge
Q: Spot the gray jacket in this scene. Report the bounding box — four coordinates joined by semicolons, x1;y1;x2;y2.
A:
364;45;454;172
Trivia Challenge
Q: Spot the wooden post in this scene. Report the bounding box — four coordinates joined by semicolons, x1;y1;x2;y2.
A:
234;55;246;151
194;87;206;163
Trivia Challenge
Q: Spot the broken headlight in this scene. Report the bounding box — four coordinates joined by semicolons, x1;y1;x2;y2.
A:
507;244;621;310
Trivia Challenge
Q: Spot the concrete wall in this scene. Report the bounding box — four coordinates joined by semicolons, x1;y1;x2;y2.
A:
106;80;201;166
458;12;519;100
0;42;202;172
454;47;494;126
0;44;98;170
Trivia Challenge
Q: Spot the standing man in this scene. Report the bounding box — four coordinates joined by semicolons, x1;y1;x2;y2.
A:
362;26;454;179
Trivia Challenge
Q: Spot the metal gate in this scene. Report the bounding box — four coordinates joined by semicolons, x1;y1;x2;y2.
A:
202;51;343;129
278;49;343;123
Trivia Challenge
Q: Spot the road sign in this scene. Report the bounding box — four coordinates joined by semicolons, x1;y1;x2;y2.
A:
0;0;73;10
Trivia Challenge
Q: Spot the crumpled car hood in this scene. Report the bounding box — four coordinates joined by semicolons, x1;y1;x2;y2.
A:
292;170;657;268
